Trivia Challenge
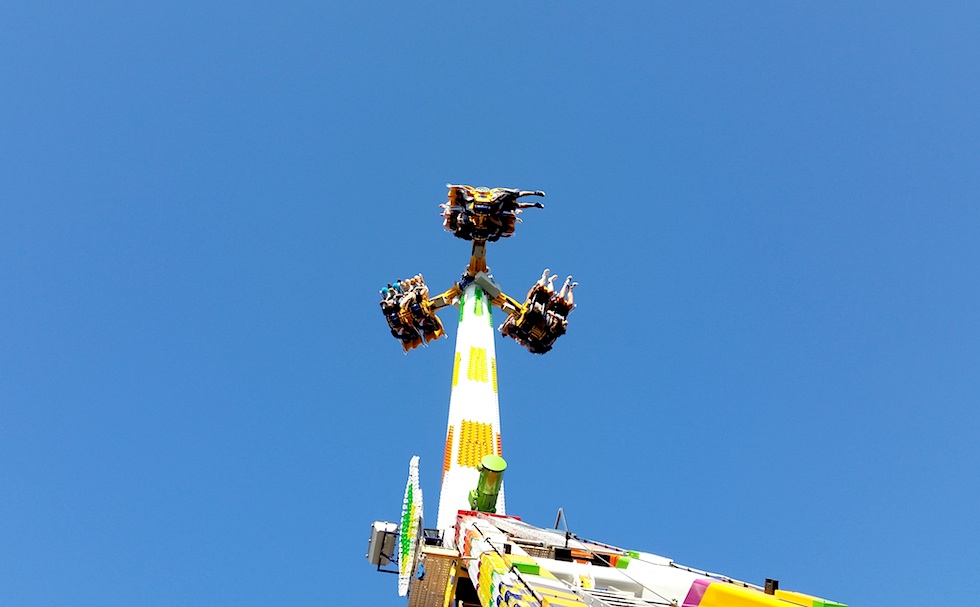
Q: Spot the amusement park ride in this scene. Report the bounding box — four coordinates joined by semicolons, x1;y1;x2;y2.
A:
380;185;574;355
367;185;846;607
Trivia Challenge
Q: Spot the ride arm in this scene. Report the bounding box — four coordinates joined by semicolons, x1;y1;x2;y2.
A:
429;284;461;310
465;241;488;277
491;292;525;317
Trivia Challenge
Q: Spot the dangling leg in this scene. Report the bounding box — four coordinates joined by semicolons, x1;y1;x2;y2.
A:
565;281;578;306
558;276;572;299
536;268;551;288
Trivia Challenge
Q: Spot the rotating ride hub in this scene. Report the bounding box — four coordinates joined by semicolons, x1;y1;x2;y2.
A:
379;184;577;355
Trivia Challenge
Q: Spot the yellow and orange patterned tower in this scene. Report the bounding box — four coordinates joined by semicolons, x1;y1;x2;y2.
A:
436;282;504;532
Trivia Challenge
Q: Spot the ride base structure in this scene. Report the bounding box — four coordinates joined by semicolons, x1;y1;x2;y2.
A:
367;185;846;607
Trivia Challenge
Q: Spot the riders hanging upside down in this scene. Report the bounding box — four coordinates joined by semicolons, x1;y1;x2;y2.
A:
441;185;545;243
379;274;446;352
379;184;576;355
499;268;577;354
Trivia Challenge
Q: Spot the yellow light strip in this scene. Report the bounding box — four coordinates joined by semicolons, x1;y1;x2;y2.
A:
467;347;488;383
491;358;497;393
452;352;461;387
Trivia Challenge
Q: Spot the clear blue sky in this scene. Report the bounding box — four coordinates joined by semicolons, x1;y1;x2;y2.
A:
2;3;978;606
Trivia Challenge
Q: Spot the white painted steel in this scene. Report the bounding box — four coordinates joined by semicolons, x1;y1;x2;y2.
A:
436;283;505;534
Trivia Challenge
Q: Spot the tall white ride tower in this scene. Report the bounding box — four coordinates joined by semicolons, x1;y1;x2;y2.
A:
367;185;844;607
437;283;505;531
